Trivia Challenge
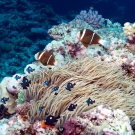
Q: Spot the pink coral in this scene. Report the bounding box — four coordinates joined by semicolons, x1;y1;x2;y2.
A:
57;43;86;59
63;116;96;135
15;102;30;115
63;105;133;135
121;58;135;76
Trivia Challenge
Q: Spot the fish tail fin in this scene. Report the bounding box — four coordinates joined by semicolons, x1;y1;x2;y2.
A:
99;39;110;48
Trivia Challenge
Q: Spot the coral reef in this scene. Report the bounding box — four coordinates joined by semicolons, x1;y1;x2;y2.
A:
0;113;59;135
123;22;135;37
74;9;105;29
0;1;135;133
0;77;16;114
63;104;133;135
6;74;25;94
21;57;135;129
0;0;68;81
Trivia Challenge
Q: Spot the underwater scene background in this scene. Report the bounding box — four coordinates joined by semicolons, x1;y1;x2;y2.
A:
0;0;135;81
0;0;135;134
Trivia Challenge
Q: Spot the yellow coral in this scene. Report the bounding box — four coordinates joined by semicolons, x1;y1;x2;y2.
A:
123;22;135;36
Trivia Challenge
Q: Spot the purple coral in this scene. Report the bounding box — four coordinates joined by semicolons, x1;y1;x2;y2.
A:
63;116;97;135
57;43;86;59
63;105;133;135
75;9;105;29
127;35;135;44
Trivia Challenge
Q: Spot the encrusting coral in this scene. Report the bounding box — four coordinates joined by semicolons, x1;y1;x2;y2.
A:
22;57;135;129
63;104;133;135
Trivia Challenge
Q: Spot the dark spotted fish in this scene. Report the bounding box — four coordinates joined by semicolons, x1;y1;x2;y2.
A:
68;104;77;111
86;98;95;106
44;115;60;126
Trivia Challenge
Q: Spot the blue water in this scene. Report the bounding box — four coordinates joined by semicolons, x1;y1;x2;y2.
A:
0;0;135;81
30;0;135;24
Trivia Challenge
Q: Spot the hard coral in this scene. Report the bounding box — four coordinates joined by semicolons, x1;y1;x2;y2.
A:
0;77;16;114
63;105;133;135
123;22;135;37
121;58;135;76
63;116;97;135
123;22;135;49
127;35;135;44
0;104;11;120
6;74;25;94
75;9;105;29
58;42;86;59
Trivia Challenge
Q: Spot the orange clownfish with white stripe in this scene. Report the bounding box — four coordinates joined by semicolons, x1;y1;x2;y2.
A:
35;50;55;66
77;29;109;48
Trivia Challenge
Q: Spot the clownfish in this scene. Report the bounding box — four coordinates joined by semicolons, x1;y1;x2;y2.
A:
35;50;55;66
77;29;109;48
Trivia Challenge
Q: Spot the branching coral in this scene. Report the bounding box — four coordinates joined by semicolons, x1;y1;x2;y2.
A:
22;57;135;129
75;9;105;29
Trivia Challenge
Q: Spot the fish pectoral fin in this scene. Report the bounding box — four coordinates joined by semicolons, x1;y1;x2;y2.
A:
82;43;89;48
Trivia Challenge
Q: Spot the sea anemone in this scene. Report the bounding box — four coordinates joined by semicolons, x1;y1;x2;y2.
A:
21;57;135;129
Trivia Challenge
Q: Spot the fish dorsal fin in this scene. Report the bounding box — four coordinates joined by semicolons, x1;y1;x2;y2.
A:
85;29;94;37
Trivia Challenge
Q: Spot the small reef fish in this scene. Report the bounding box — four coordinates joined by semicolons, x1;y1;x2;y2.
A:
14;75;21;80
44;115;60;126
1;97;9;104
53;86;59;95
52;86;59;92
0;104;8;111
68;104;77;111
35;50;55;66
90;6;94;10
77;29;109;48
26;66;35;74
86;98;95;106
38;106;44;111
65;82;76;91
20;77;31;89
44;80;50;86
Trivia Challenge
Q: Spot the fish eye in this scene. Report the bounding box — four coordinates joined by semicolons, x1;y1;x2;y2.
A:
80;30;83;35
